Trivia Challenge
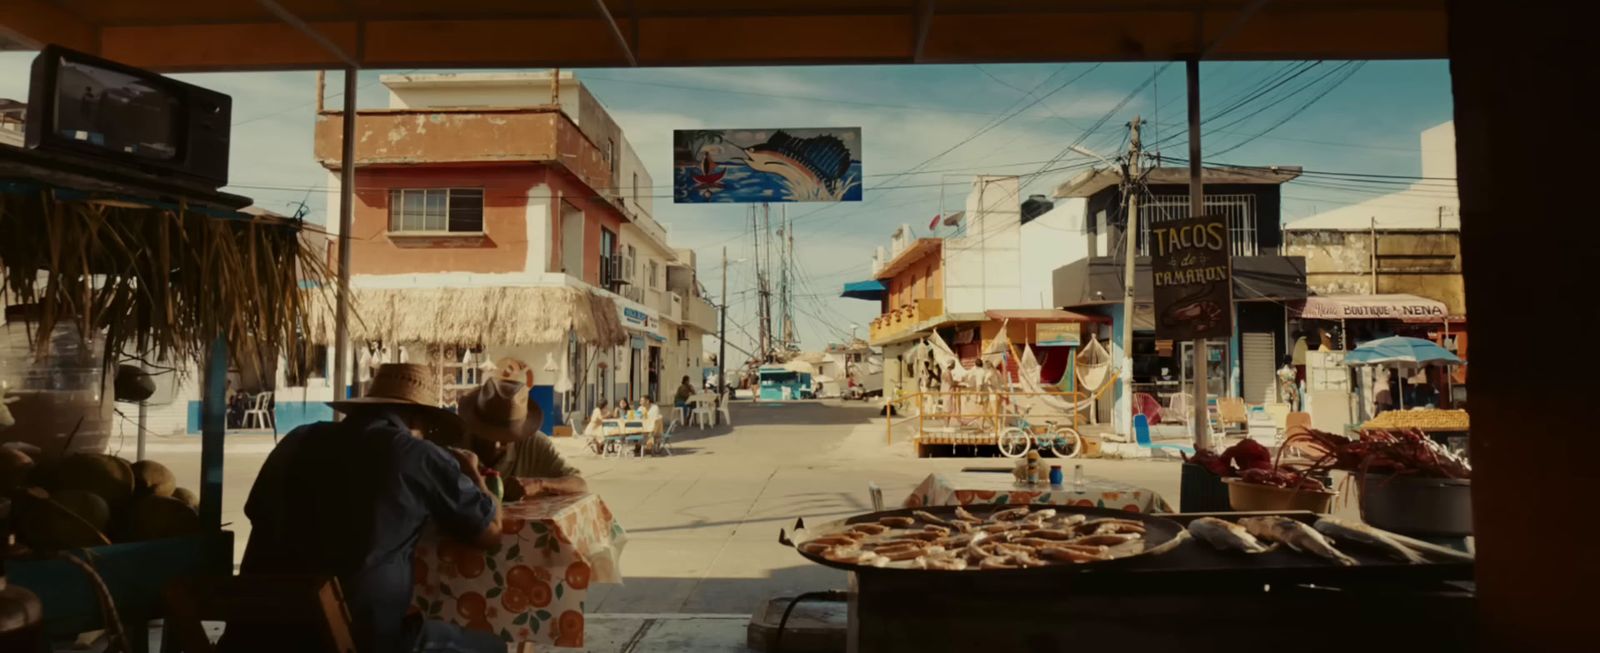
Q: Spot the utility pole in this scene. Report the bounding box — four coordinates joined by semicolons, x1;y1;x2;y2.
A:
760;203;774;362
1186;57;1211;452
779;206;790;353
1120;115;1142;439
719;246;729;396
752;206;767;363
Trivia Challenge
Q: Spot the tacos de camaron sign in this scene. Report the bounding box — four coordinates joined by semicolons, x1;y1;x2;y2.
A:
1151;214;1234;341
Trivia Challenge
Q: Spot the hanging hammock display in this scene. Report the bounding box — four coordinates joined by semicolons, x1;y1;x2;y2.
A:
1075;334;1112;392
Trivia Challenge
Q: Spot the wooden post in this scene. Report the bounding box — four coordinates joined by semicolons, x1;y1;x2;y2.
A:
1186;57;1210;452
200;338;227;530
331;67;357;410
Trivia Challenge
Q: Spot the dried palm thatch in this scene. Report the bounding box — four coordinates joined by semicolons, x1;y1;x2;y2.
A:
311;286;628;349
0;187;330;377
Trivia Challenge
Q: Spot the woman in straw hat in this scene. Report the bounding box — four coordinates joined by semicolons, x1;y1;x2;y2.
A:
444;366;587;502
232;363;506;653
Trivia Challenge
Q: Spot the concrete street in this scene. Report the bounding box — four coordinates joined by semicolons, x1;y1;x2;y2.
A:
139;400;1203;650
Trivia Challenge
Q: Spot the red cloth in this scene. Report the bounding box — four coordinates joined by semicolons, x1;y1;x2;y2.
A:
1133;392;1163;425
928;214;942;230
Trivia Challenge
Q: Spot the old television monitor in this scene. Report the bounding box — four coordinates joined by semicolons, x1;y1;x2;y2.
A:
25;45;232;188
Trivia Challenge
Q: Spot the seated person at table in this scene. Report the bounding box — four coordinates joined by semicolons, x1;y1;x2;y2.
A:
230;364;504;653
449;373;587;502
639;395;664;448
673;375;695;415
615;397;633;420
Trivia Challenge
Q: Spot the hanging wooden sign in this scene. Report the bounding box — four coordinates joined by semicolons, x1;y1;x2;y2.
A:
1151;214;1233;340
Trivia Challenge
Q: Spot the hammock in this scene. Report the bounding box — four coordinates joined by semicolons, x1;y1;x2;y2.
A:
1075;334;1112;392
1014;344;1100;415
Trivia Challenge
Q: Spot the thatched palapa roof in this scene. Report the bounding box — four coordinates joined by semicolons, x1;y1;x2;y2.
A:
314;286;628;348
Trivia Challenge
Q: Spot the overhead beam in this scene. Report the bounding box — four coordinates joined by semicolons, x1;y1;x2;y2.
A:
1201;0;1274;58
591;0;638;66
0;0;98;53
68;8;1443;72
253;0;360;67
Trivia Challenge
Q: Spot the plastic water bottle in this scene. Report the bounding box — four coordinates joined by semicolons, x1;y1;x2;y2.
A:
1072;464;1086;492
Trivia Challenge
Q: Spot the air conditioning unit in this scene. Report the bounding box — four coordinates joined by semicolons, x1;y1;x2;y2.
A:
604;255;629;288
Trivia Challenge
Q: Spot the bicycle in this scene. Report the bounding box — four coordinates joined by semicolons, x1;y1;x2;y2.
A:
997;415;1082;459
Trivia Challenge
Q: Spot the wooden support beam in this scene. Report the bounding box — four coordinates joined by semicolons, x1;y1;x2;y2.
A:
591;0;638;66
0;0;98;53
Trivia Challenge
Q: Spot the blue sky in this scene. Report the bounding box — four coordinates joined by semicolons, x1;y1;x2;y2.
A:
0;56;1453;358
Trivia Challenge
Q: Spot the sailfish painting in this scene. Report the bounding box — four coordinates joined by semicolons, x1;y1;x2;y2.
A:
674;127;863;203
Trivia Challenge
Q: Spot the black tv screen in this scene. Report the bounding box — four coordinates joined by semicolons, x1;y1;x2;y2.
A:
51;56;182;161
26;46;232;189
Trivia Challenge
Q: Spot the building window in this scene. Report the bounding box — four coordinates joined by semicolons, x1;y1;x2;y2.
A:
388;188;484;233
600;227;619;287
647;259;660;289
1141;194;1259;257
632;172;640;206
609;138;618;173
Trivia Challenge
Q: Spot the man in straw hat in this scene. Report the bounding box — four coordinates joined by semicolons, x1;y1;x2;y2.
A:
232;363;507;653
441;361;586;501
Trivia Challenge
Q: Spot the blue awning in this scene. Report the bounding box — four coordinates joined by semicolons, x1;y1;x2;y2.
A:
841;279;887;301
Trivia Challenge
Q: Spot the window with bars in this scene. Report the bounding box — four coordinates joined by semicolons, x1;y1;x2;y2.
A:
1139;194;1260;257
387;188;485;233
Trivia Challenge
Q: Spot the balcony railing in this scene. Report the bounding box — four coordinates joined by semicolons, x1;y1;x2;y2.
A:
684;295;718;333
869;297;943;343
1139;194;1265;257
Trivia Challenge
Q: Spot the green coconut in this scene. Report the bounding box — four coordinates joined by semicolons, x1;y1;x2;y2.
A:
13;487;111;551
170;486;199;510
51;488;112;532
54;453;135;509
120;495;204;542
131;459;177;498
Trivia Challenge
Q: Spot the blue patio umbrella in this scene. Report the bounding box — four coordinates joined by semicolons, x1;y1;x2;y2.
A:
1343;336;1463;368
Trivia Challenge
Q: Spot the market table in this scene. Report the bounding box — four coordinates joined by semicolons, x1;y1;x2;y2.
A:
411;492;627;649
903;472;1174;513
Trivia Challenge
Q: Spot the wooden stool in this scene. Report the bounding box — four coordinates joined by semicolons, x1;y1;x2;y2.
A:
162;576;356;653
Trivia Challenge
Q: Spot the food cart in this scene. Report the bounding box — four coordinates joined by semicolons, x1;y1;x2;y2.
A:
1;138;325;651
758;366;814;401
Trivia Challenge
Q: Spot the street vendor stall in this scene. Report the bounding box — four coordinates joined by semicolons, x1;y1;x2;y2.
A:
1;134;326;650
778;504;1473;652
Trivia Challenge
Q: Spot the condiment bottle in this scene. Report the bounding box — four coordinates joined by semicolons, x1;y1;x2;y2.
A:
1048;465;1064;487
483;469;504;502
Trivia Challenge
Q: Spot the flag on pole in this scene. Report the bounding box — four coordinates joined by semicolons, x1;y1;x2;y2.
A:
928;214;942;231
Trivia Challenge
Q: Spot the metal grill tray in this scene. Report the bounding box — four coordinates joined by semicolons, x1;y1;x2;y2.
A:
782;506;1473;590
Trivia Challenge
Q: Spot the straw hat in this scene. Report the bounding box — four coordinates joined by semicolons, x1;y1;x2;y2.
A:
327;363;461;431
458;376;543;443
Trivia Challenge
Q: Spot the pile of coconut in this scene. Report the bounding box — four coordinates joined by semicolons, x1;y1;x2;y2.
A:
2;447;202;552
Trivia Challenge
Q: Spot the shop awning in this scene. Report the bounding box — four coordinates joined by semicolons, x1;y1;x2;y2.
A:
1297;294;1449;321
984;309;1106;323
841;279;887;301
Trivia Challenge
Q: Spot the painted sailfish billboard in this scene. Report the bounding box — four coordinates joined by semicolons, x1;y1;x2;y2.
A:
674;127;862;203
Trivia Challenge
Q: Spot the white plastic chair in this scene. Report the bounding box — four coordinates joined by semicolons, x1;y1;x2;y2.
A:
243;392;274;429
691;395;715;429
717;391;733;427
654;421;676;456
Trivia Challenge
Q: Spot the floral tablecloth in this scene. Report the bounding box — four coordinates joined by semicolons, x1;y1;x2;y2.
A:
413;492;627;649
904;472;1174;514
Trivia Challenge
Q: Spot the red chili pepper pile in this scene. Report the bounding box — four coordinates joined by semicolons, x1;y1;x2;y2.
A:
1183;438;1274;477
1282;427;1471;480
